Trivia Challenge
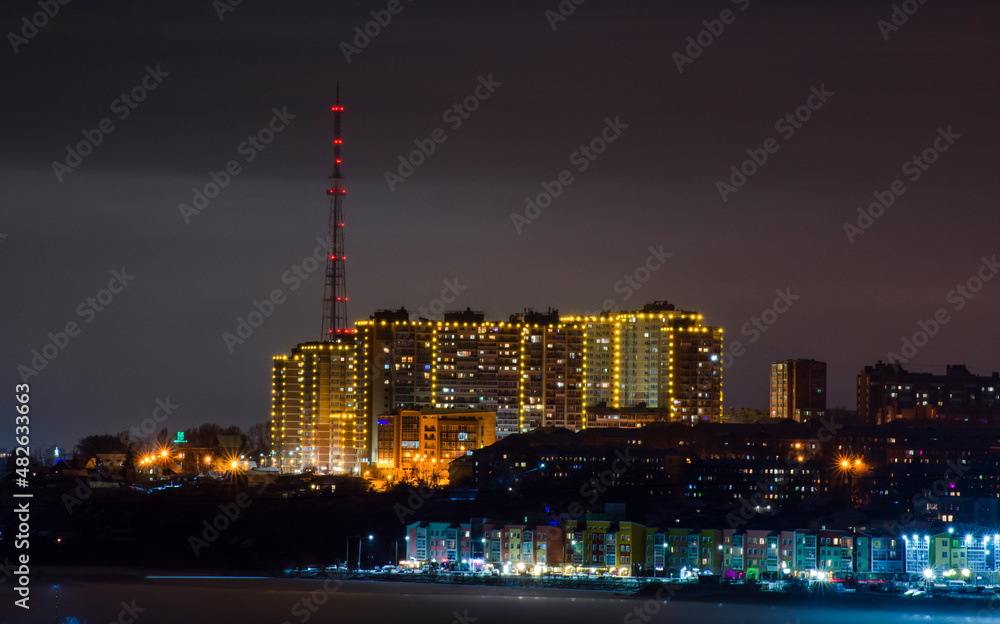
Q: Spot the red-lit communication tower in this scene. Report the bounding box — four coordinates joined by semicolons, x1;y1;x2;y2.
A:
322;84;351;340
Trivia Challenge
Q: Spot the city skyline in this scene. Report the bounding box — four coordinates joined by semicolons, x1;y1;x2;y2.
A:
3;0;1000;453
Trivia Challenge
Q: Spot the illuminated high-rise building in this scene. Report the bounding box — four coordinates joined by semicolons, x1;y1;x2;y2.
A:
569;301;724;425
271;342;358;473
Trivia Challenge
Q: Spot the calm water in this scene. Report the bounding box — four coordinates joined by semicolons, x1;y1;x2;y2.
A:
4;577;984;624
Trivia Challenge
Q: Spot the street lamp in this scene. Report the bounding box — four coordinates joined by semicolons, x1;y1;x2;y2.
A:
368;534;374;569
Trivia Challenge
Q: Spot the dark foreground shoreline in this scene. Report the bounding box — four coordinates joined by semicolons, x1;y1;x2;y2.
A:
31;566;1000;617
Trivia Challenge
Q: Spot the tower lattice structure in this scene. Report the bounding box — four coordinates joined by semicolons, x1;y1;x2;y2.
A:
322;84;352;340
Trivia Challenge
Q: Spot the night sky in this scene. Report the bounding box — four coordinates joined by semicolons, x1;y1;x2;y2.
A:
2;1;998;452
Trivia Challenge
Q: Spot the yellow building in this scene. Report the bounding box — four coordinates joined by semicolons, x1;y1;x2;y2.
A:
270;341;358;474
376;408;496;485
566;301;724;424
613;522;646;574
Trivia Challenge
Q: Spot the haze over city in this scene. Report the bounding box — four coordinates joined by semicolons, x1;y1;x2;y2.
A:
2;0;998;457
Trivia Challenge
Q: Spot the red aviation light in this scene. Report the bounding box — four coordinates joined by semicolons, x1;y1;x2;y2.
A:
334;139;342;144
335;159;342;164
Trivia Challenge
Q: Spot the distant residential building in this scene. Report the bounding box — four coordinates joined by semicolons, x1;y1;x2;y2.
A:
793;530;817;573
688;459;822;507
857;362;1000;425
856;534;904;579
584;405;672;429
723;531;745;577
770;359;826;421
817;530;853;576
903;534;931;574
376;409;495;485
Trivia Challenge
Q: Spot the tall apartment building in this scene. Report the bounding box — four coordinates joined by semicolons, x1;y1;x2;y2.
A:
572;301;724;424
770;359;827;421
271;341;358;474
